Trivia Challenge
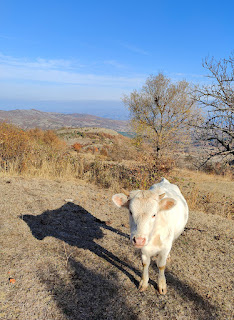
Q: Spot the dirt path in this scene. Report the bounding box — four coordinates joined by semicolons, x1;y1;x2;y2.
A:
0;176;233;320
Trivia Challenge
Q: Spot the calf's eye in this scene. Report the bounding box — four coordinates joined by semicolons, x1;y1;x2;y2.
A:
152;214;156;218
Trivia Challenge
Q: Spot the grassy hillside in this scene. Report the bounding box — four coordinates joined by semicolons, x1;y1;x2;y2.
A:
0;109;129;131
0;122;233;319
0;176;233;319
0;123;233;219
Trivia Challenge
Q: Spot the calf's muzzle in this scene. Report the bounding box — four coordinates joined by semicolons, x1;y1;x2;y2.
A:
132;236;146;248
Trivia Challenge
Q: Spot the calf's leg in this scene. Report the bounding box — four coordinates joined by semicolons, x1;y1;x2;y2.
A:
138;253;150;292
157;249;171;295
158;265;167;294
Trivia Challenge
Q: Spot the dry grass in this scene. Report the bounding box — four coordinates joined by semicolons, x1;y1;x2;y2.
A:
0;122;233;219
170;168;234;219
1;123;234;319
0;176;233;319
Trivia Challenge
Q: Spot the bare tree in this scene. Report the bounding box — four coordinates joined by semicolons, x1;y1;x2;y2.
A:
123;73;198;155
192;53;234;165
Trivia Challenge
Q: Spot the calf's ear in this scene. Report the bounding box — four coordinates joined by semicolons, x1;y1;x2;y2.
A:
159;198;176;211
112;193;129;208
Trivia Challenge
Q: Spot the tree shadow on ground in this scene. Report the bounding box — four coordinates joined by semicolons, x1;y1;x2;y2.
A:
39;257;138;320
21;202;218;320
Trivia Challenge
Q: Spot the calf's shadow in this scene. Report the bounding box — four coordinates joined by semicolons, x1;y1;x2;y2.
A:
21;202;141;287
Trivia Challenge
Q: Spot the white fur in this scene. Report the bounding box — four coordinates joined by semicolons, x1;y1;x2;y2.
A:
112;178;189;294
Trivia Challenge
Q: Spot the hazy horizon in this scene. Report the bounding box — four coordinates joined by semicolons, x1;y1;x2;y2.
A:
0;99;130;120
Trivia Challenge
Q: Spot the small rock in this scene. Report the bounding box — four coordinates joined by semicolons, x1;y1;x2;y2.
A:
105;220;112;226
64;199;74;202
122;223;128;228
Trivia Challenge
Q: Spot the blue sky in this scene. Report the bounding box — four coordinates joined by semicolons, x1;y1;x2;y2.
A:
0;0;233;119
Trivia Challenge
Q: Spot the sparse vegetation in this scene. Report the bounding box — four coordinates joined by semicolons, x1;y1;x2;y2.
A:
0;172;233;320
0;121;233;320
0;122;233;219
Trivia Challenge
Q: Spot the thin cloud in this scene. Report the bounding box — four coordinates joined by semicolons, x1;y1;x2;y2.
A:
122;43;150;56
0;53;81;70
0;53;146;100
0;34;17;40
104;60;126;69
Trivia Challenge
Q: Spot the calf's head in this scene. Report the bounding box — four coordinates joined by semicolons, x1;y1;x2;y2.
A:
112;189;176;248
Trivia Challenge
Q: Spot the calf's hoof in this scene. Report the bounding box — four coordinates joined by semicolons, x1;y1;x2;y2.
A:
138;280;148;292
158;285;167;295
158;278;167;295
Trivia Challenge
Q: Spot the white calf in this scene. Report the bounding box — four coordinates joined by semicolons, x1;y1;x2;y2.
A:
112;178;189;294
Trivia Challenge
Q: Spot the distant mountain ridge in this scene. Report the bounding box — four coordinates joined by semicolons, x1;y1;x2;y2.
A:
0;109;129;131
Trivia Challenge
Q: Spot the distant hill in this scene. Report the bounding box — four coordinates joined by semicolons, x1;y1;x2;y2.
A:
0;109;130;131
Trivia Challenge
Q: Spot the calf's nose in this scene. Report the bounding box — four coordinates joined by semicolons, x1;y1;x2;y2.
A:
133;236;146;247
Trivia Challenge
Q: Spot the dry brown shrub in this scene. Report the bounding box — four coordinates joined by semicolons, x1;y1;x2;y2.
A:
28;127;44;141
83;156;174;191
85;133;98;140
85;146;99;154
72;143;83;152
0;123;67;175
201;161;233;178
0;122;30;158
123;157;173;190
29;128;66;152
106;136;139;161
98;132;116;140
0;122;31;172
100;146;109;157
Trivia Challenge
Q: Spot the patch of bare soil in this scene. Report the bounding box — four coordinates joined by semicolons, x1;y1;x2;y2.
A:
0;177;233;320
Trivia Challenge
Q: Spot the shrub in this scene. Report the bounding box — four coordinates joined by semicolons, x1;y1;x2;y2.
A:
100;146;109;157
73;143;83;152
0;122;31;172
0;122;174;191
0;123;67;174
201;161;233;177
29;128;66;152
